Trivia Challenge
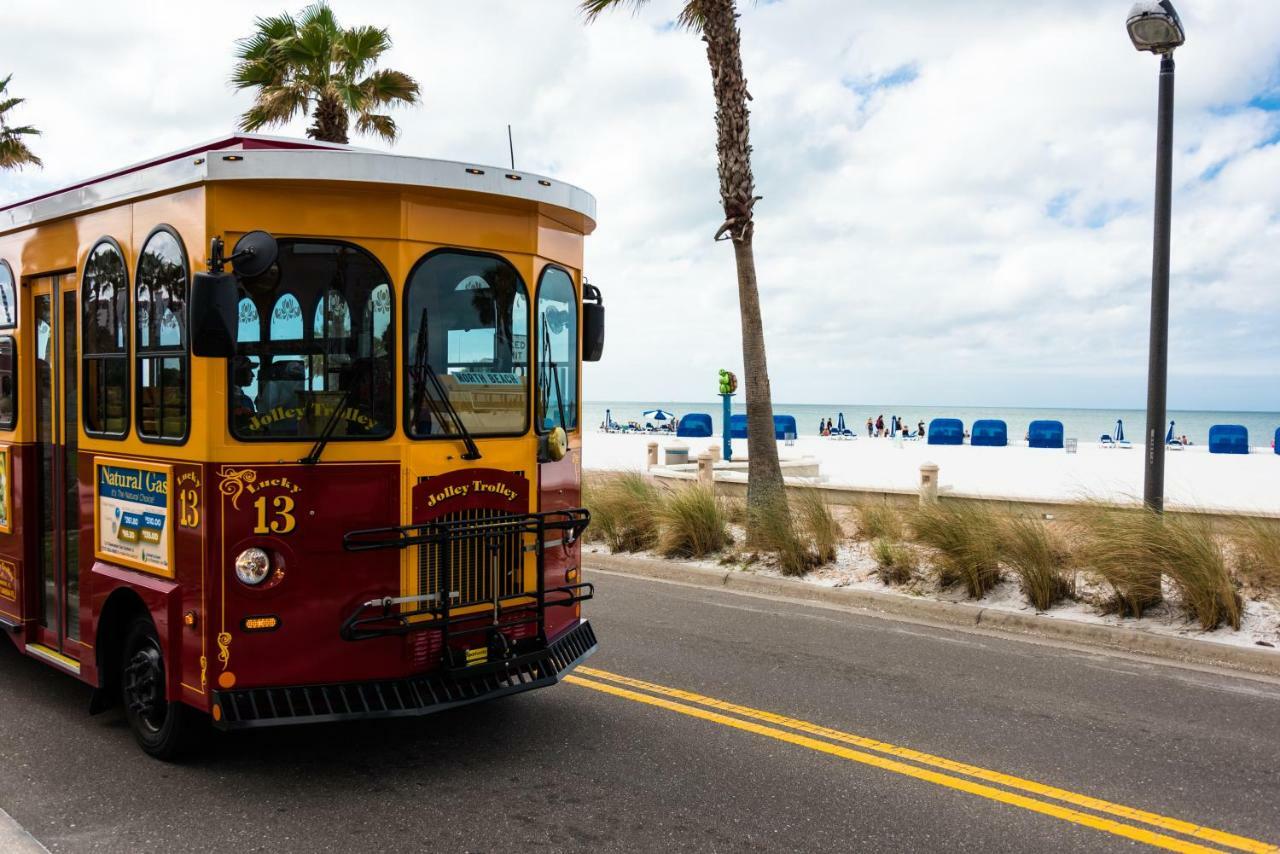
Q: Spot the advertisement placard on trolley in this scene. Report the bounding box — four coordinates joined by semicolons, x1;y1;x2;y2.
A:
93;457;175;578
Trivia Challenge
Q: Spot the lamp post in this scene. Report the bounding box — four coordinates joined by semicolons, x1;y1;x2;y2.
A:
1127;0;1185;514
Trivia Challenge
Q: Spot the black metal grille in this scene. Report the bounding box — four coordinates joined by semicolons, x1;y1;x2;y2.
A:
212;620;597;730
418;507;524;608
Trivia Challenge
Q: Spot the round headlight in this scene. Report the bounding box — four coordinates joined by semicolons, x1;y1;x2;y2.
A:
235;547;271;586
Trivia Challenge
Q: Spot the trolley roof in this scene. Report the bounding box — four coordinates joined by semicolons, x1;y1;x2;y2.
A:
0;133;597;235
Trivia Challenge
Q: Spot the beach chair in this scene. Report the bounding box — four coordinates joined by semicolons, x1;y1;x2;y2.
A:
927;418;964;446
971;419;1008;447
1208;424;1249;455
1165;420;1183;451
676;413;713;439
833;412;856;439
1027;420;1064;449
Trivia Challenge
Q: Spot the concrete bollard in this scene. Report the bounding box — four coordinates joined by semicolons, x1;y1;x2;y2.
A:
647;441;659;469
697;451;714;485
919;462;939;505
707;444;721;462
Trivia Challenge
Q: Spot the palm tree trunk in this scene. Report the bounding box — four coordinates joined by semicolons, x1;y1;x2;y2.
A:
700;0;788;516
309;90;350;144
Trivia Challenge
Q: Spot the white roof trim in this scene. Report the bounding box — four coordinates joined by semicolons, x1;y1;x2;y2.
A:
0;143;596;235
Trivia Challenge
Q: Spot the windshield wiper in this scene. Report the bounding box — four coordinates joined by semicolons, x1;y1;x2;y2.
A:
300;388;351;465
410;307;481;460
540;314;569;433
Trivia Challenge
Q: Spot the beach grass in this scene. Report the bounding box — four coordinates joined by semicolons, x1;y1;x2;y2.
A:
1231;517;1280;598
854;500;903;541
909;500;1001;598
873;538;917;586
655;484;732;559
794;489;844;564
998;513;1074;612
748;502;818;577
583;471;661;553
1071;505;1240;629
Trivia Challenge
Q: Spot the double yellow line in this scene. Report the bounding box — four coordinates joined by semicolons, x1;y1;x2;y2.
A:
566;667;1277;854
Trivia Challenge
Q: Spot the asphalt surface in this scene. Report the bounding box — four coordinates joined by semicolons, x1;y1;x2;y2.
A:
0;569;1277;853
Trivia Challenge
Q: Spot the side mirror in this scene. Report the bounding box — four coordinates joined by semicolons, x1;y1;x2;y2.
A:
190;272;238;358
582;283;605;362
190;231;279;359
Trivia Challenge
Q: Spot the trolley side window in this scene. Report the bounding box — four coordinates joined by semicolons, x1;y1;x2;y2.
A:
0;260;16;329
230;240;393;441
404;250;529;439
535;266;579;433
135;227;189;443
0;337;15;430
81;239;130;438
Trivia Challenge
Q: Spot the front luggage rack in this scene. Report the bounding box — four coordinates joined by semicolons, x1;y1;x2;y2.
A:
340;509;592;668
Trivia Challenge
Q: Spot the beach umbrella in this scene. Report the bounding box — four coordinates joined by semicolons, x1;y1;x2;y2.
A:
837;412;847;433
643;409;673;421
1115;419;1125;442
606;408;613;429
1165;420;1175;444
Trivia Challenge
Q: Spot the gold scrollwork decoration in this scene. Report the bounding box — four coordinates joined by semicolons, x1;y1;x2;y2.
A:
216;631;232;670
217;467;258;510
200;655;208;689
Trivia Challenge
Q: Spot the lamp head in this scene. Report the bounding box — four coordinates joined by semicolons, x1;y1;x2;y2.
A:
1126;0;1185;54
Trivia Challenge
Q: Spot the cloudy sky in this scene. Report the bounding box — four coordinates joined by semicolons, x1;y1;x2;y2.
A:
2;1;1278;411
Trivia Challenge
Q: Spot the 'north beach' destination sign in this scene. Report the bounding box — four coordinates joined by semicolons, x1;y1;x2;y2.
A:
96;460;172;574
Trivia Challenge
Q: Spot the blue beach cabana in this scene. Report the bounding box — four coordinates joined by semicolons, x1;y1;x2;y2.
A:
1027;420;1064;449
970;419;1008;447
927;418;964;446
1275;427;1279;456
677;413;713;438
774;414;798;440
1208;424;1249;455
729;413;748;439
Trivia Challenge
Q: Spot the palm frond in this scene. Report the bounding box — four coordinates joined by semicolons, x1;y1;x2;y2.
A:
355;112;398;142
0;137;42;169
234;13;296;60
1;125;40;137
338;25;391;73
0;97;23;117
579;0;650;23
358;68;420;107
297;1;338;33
0;74;13;95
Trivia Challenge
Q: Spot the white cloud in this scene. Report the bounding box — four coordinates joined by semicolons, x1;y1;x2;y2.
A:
1;0;1277;410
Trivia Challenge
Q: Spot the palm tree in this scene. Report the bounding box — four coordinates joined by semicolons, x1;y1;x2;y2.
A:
581;0;790;522
231;2;420;145
0;75;42;170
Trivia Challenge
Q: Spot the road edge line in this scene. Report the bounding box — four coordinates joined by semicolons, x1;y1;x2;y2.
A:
0;807;49;854
584;552;1280;679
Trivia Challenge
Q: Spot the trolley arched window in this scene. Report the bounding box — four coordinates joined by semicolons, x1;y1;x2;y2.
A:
82;239;129;437
0;260;16;329
536;266;579;432
0;260;16;430
231;241;393;440
404;250;529;438
135;227;189;442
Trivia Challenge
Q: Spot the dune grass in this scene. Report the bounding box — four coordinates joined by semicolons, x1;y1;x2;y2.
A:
854;501;903;542
582;471;660;553
1232;517;1280;598
908;500;1001;598
655;484;731;559
794;489;844;564
748;501;818;577
1071;505;1240;629
873;538;917;586
998;514;1074;612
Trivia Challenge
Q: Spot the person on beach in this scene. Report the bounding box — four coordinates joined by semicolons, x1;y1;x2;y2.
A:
866;416;873;437
875;414;884;437
917;420;925;437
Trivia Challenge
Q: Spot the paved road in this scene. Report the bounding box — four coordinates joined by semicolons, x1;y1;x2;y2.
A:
0;569;1277;853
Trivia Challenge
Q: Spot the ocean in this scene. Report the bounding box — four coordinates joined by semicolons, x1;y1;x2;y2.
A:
585;401;1280;447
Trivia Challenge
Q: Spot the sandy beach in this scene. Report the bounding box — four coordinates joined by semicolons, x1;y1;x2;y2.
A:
582;431;1280;514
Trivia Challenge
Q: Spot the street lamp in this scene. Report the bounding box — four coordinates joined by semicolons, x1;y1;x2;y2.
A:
1127;0;1184;514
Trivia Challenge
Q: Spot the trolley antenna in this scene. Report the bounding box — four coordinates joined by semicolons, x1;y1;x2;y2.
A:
508;124;515;171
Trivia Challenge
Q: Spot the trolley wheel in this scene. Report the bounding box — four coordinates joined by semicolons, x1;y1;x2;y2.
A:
120;616;200;759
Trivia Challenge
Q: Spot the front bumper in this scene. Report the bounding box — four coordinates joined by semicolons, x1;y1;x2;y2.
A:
210;620;597;730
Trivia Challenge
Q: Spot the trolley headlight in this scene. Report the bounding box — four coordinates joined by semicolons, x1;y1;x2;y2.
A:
234;548;272;586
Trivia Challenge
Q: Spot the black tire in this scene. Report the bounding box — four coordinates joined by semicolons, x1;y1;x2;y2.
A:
120;616;201;760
